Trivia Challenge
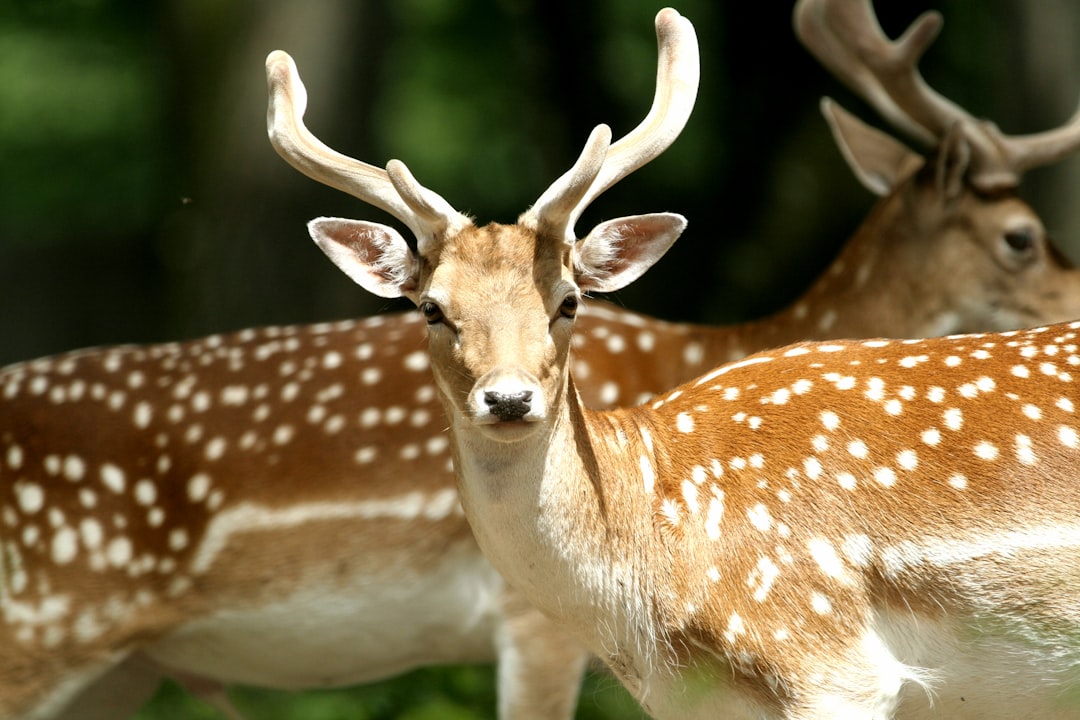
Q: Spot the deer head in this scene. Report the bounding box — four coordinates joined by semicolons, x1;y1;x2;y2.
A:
793;0;1080;336
267;8;698;443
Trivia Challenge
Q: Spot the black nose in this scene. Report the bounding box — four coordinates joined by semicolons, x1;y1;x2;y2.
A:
484;390;533;421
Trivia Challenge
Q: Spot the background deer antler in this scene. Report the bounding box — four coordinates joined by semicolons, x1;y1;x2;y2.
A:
794;0;1080;191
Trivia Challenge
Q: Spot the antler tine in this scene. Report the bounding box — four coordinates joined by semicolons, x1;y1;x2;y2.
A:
990;100;1080;179
266;50;466;250
793;0;968;148
523;7;699;242
795;0;1080;191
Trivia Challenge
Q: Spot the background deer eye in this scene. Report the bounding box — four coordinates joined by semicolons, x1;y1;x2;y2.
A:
1004;228;1035;253
559;295;579;319
420;301;445;325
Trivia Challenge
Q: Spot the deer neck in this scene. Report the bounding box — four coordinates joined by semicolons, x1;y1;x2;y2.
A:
711;197;963;354
442;375;672;680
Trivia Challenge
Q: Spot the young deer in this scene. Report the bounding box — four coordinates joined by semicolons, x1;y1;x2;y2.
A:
288;0;1080;717
6;5;1080;720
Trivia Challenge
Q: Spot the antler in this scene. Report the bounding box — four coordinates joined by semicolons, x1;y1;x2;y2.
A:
794;0;1080;191
522;7;700;242
265;50;470;253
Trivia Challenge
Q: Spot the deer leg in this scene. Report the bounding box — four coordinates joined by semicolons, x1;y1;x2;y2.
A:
495;583;590;720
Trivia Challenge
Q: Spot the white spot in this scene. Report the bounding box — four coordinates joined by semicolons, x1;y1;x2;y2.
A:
636;331;655;352
640;455;655;494
187;473;211;503
403;350;429;371
865;377;885;402
361;367;382;385
705;491;724;540
322;351;343;369
106;536;133;567
169;528;189;552
205;437;227;461
101;464;126;494
927;386;946;403
820;411;840;431
948;474;968;490
359;407;381;428
683;342;705;366
804;457;823;480
134;479;157;506
747;503;772;532
1059;425;1079;449
884;399;903;416
808;538;847;581
221;385;249;405
724;612;745;641
599;382;619;406
1015;435;1037;466
676;413;694;433
836;472;857;491
63;456;86;482
921;428;941;446
1023;404;1042;420
15;482;45;514
273;425;295;445
944;408;963;431
355;447;377;464
6;444;24;470
810;592;833;615
847;439;869;459
1058;398;1075;413
51;527;78;565
769;388;791;405
133;402;153;429
681;480;700;514
1012;365;1031;379
873;467;897;487
748;555;780;602
426;435;449;455
896;449;918;471
974;441;999;461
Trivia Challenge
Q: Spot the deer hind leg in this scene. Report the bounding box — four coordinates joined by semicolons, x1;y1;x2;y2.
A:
495;583;590;720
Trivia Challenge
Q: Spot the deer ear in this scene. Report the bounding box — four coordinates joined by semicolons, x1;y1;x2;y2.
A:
821;98;924;197
307;217;420;299
574;212;686;293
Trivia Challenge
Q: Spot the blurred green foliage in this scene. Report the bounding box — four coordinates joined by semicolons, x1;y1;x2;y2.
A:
3;0;1080;717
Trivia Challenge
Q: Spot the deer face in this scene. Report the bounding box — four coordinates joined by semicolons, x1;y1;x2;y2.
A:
894;173;1080;335
419;223;577;442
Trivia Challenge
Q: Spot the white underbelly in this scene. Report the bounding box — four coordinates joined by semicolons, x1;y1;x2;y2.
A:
144;540;504;689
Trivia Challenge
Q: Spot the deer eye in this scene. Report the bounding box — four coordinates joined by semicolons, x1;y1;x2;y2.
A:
559;295;579;319
1004;227;1035;253
419;301;445;325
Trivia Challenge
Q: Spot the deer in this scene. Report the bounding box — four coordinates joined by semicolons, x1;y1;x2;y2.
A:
277;0;1080;716
6;3;1080;720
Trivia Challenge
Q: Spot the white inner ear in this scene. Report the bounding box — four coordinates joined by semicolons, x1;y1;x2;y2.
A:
575;212;686;293
308;217;418;299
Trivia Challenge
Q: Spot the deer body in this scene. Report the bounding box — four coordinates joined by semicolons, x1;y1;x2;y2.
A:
451;308;1080;718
